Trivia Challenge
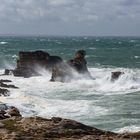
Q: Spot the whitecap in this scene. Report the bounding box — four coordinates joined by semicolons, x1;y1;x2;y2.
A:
0;41;8;45
130;40;136;43
134;56;139;59
0;67;140;131
115;125;140;133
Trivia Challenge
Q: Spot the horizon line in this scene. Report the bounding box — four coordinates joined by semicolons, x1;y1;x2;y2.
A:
0;34;140;37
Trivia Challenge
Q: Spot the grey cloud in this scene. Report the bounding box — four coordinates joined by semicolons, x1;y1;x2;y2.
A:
0;0;140;35
0;0;139;22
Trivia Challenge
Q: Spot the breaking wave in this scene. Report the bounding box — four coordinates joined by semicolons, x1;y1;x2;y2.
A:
0;41;8;45
0;66;140;132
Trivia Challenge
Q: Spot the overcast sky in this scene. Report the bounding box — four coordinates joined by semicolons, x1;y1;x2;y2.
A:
0;0;140;36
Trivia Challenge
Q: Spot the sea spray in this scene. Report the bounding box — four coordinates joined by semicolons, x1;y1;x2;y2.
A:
0;67;140;132
0;36;140;132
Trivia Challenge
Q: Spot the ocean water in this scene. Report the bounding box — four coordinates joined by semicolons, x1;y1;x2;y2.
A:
0;36;140;132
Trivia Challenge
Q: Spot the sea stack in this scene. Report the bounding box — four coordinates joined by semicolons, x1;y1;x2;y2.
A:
12;50;62;77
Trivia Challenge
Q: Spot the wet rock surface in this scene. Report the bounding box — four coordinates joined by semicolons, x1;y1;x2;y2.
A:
0;103;21;120
13;50;63;77
0;88;10;96
0;116;139;140
51;50;92;82
0;79;18;96
0;82;18;89
111;71;124;81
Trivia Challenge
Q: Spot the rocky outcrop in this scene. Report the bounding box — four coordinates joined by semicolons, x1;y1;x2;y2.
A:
0;82;18;89
0;88;10;96
50;62;74;82
51;50;91;82
0;69;13;76
68;50;89;74
2;50;91;81
0;105;139;140
0;79;18;96
111;71;124;81
0;104;21;120
0;116;140;140
13;50;63;77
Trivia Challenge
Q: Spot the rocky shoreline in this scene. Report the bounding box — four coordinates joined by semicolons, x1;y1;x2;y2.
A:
1;78;139;140
0;116;140;140
0;50;137;139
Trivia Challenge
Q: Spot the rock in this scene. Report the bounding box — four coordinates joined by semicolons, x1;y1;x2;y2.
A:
0;88;10;96
0;79;12;83
0;82;18;89
0;122;5;128
0;104;22;120
4;69;13;75
0;117;116;140
111;71;124;81
50;62;74;82
13;50;63;77
68;50;89;74
52;117;62;123
0;104;9;110
7;107;21;116
7;107;21;117
0;69;13;76
0;116;139;140
50;50;92;82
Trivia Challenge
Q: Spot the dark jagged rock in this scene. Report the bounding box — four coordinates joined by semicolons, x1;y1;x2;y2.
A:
0;104;9;110
0;104;21;120
50;62;74;82
0;82;18;89
51;50;91;82
13;50;63;77
7;107;21;117
68;50;89;74
1;69;13;76
0;88;10;96
0;79;12;83
111;71;124;81
0;79;18;96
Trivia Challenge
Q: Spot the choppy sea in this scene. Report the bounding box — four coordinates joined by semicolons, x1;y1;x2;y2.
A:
0;36;140;133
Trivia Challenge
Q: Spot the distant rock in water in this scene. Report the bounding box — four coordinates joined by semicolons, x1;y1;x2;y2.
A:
111;71;124;81
68;50;89;74
12;50;63;77
4;50;91;81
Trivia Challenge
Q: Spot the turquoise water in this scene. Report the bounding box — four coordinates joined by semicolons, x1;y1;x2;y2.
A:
0;36;140;132
0;36;140;69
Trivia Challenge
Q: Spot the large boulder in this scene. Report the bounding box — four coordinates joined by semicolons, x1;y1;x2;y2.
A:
13;50;63;77
0;104;21;120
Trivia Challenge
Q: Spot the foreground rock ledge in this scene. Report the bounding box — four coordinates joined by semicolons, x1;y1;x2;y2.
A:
0;117;140;140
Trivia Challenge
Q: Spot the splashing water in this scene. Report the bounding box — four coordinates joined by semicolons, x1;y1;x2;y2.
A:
0;67;140;132
0;36;140;132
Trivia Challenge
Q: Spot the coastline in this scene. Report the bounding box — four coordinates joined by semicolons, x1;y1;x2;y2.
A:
0;116;140;140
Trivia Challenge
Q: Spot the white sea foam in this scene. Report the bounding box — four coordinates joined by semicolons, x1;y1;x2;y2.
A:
0;41;8;45
134;56;139;59
0;67;140;131
116;125;140;133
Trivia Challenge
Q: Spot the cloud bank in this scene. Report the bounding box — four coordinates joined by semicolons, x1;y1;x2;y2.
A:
0;0;140;35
